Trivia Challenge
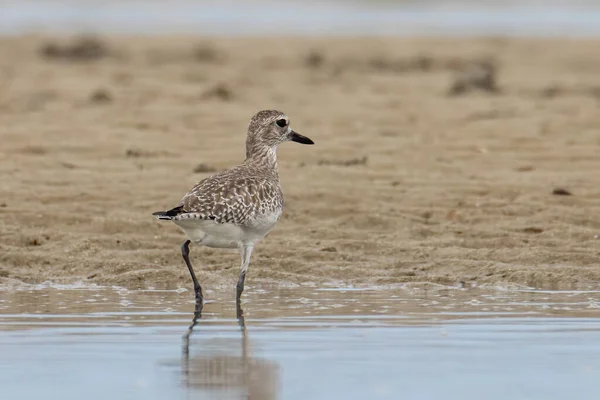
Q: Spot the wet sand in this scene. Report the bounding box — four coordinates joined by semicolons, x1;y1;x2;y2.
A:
1;286;600;400
1;36;600;291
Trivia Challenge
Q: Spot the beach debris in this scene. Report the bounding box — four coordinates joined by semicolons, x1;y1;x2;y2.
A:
305;50;325;68
202;83;234;101
515;165;535;172
193;163;217;173
125;148;144;158
317;156;368;167
369;54;434;73
60;162;77;169
523;227;544;234
449;59;499;95
194;43;222;63
540;85;564;98
40;36;110;61
89;89;112;104
125;148;173;158
552;188;572;196
320;246;338;252
26;237;42;246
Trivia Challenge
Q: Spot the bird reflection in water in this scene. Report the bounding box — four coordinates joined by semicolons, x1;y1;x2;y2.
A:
182;303;280;399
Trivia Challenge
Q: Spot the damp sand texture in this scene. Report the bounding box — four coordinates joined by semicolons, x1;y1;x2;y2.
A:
1;37;600;291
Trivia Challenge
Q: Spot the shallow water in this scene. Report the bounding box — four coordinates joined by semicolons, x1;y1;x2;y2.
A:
1;285;600;400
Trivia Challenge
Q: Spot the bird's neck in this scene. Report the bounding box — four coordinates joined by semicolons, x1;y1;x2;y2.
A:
245;143;279;171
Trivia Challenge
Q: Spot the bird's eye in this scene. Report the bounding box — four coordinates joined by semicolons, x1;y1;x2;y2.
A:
276;119;287;127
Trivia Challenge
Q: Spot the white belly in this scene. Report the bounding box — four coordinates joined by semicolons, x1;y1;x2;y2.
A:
173;210;281;249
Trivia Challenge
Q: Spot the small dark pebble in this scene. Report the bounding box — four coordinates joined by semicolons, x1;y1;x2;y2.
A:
89;89;112;103
552;188;572;196
193;163;217;173
0;270;9;278
60;161;77;169
515;165;535;172
194;45;220;62
421;211;433;220
125;148;143;158
449;59;499;95
40;37;109;62
202;83;233;101
305;50;325;68
87;273;98;279
0;203;6;208
367;55;434;73
318;156;367;167
27;238;42;246
320;246;337;252
523;227;544;234
125;148;162;159
413;55;434;71
540;85;564;98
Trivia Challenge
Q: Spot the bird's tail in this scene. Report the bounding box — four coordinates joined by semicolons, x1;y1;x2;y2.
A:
152;205;184;221
152;211;173;220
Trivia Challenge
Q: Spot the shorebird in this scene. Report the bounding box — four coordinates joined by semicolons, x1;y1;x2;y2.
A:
153;110;314;304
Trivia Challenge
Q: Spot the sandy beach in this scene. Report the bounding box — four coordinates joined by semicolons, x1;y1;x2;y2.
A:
1;36;600;291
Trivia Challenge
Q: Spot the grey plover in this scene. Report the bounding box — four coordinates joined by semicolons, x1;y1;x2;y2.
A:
153;110;314;303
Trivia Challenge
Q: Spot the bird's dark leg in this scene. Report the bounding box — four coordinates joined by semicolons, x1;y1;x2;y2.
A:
236;272;246;302
181;240;203;304
236;301;245;331
236;245;254;303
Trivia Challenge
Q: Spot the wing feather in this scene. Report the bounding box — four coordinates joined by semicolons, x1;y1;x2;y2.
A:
178;167;282;225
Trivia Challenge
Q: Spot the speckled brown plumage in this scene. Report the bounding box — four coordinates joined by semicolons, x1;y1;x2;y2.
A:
173;165;283;225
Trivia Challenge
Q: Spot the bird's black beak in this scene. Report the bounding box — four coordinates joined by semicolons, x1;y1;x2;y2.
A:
290;131;314;145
